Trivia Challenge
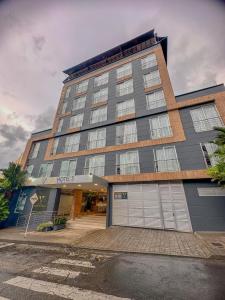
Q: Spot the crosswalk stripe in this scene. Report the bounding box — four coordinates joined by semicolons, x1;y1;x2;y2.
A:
0;243;14;249
4;276;130;300
53;258;95;268
33;266;81;279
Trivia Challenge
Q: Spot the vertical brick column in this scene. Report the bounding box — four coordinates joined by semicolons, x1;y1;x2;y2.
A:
70;189;83;220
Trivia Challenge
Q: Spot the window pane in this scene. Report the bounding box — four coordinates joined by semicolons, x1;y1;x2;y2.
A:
76;80;88;94
117;63;132;79
117;151;140;175
87;128;106;149
26;165;33;176
39;163;53;177
72;96;86;110
116;99;135;118
146;89;166;110
116;121;137;144
31;142;40;158
90;106;107;124
69;113;83;128
65;134;80;152
116;79;133;96
58;119;64;132
149;114;172;139
94;73;108;87
201;143;218;167
61;102;67;114
52;138;59;155
141;53;157;69
144;70;161;88
65;86;71;98
93;88;108;104
84;155;105;176
154;147;179;172
60;160;77;177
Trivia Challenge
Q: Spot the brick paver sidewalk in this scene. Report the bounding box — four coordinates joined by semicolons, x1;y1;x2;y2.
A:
74;227;212;258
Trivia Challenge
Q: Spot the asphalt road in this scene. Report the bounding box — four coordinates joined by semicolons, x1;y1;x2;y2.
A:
0;241;225;300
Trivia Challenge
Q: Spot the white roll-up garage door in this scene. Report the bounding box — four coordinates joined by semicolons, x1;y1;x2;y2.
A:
112;181;192;232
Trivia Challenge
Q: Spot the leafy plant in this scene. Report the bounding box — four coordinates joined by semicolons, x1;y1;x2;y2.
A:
53;217;67;225
36;221;53;232
0;194;10;222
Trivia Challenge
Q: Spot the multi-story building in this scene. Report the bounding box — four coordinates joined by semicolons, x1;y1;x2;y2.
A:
12;29;225;232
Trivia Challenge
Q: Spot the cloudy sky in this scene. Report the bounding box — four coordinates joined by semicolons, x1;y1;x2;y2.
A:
0;0;225;168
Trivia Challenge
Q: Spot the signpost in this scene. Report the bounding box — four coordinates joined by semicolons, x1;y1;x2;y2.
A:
24;193;39;237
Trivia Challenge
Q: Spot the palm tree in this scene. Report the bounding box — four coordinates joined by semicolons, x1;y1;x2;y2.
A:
0;162;27;200
212;127;225;146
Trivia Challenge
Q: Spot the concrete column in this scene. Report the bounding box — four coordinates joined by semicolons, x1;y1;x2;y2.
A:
70;189;83;220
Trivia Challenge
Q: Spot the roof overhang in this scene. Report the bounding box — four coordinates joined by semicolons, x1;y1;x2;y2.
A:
25;175;108;193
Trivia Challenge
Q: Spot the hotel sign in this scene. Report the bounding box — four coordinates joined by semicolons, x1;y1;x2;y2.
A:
56;176;77;184
114;192;128;200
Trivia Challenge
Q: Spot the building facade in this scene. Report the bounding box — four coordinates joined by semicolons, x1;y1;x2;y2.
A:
12;29;225;232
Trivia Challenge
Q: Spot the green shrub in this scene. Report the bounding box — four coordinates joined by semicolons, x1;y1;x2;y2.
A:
36;221;53;231
0;194;9;222
53;217;67;225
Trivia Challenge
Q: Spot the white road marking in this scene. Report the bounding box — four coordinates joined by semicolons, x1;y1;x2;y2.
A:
0;243;14;249
33;266;81;279
4;276;130;300
53;258;95;268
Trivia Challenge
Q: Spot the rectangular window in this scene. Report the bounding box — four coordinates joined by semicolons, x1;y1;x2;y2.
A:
31;142;40;159
51;138;59;155
90;106;107;124
26;165;33;176
149;114;172;139
87;128;106;149
65;133;80;152
15;192;27;213
144;70;161;88
61;102;67;114
38;163;53;177
58;119;64;132
154;146;180;172
116;121;137;145
141;53;157;69
69;113;83;128
201;143;218;167
93;88;108;104
116;63;132;79
116;99;135;118
116;79;133;97
116;151;140;175
84;155;105;176
72;96;86;111
65;86;71;98
146;89;166;110
60;159;77;177
94;72;109;87
190;104;223;132
76;80;88;94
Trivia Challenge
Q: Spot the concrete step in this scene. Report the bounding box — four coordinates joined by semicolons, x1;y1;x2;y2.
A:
66;216;106;230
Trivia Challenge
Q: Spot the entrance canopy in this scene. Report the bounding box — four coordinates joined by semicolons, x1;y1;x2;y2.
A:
25;175;108;193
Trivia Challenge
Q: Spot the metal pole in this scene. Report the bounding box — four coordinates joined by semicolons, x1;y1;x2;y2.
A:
24;203;34;238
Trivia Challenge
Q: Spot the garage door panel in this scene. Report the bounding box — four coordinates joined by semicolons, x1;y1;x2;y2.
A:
129;217;144;227
142;184;158;192
113;216;129;226
144;218;163;228
113;185;128;192
128;208;143;217
144;208;161;218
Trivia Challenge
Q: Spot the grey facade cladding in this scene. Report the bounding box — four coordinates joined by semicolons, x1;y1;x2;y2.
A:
183;180;225;231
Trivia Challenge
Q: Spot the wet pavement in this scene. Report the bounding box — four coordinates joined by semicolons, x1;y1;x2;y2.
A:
0;241;225;299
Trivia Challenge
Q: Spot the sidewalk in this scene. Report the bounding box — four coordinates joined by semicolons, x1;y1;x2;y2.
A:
195;232;225;259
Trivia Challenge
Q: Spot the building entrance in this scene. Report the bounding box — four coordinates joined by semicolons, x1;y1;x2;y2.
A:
81;192;107;215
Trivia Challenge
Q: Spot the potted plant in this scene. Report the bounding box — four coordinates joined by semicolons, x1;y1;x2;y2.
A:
36;221;53;232
53;216;67;231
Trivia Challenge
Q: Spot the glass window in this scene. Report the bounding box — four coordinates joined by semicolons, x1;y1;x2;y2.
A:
76;80;88;94
65;86;71;98
84;155;105;176
52;138;59;155
31;142;40;159
201;143;218;167
60;159;77;177
141;53;157;69
61;102;67;114
116;99;135;118
90;106;107;124
87;128;106;149
26;165;33;176
116;63;132;79
190;104;223;132
116;121;137;145
116;79;133;97
58;119;64;132
65;133;80;152
144;70;161;88
69;113;83;128
38;163;53;177
149;114;172;139
72;96;86;111
154;146;180;172
116;151;140;175
93;88;108;104
15;192;27;213
146;89;166;110
94;72;109;87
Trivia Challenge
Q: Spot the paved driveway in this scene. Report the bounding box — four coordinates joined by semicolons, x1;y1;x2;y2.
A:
74;226;212;258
